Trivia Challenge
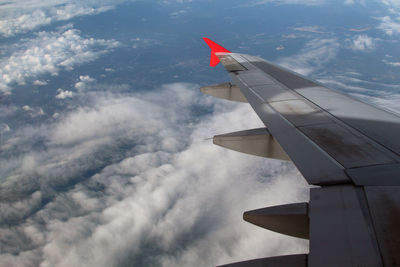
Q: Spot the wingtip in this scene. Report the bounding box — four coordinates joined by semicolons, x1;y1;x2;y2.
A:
202;37;212;45
203;37;231;67
202;37;231;53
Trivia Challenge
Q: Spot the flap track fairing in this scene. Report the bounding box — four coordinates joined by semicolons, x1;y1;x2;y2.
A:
243;203;309;239
200;82;247;103
213;128;290;161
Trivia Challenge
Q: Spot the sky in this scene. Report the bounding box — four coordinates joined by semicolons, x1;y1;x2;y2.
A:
1;0;400;266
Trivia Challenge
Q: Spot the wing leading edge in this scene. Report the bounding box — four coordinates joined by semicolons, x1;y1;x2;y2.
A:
202;38;400;267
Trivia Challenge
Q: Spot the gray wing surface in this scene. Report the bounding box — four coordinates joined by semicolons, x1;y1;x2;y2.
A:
202;51;400;267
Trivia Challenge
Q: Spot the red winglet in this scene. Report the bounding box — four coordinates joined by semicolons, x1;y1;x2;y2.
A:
203;37;231;67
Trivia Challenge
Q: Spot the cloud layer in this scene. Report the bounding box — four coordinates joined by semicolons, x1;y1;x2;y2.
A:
0;84;309;267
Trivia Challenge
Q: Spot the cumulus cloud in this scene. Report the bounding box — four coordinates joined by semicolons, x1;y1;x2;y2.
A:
33;80;48;86
55;88;74;99
22;106;34;112
74;75;96;91
277;38;340;76
0;83;308;267
348;35;376;51
22;105;45;117
0;26;119;93
0;0;130;37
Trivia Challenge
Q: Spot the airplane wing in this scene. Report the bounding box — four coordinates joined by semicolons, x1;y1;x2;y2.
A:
202;37;400;267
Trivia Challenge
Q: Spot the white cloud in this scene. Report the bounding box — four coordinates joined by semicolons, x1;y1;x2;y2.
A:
351;91;400;115
377;16;400;36
0;123;10;133
376;1;400;35
74;75;96;91
22;105;45;116
349;35;376;51
22;105;33;111
0;0;129;37
387;62;400;66
80;75;95;83
381;0;400;9
293;26;327;33
240;0;325;7
55;88;74;99
0;26;119;93
33;80;48;86
344;0;365;5
169;9;187;18
316;78;372;93
0;84;309;267
131;37;161;49
278;38;340;76
382;59;400;67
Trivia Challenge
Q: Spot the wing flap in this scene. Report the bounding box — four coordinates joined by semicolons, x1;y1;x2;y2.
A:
364;186;400;266
309;185;383;266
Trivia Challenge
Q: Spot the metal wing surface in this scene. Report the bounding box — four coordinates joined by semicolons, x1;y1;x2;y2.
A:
201;38;400;267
